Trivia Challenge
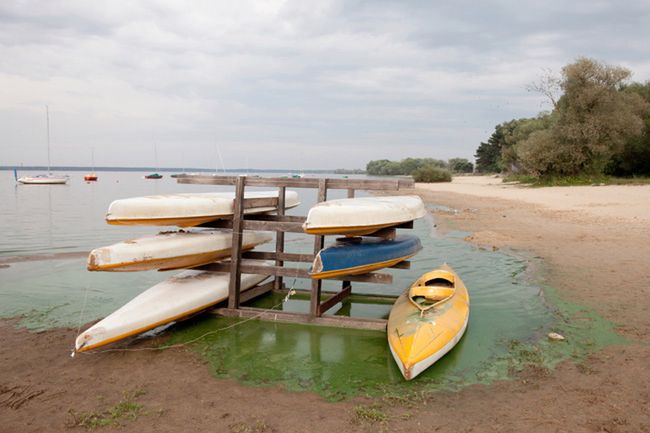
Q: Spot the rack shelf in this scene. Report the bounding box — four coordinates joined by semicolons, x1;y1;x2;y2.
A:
177;174;415;330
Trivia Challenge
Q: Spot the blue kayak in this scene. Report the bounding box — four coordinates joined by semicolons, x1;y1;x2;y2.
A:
310;235;422;279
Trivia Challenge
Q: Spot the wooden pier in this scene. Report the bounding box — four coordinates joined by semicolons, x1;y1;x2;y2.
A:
175;174;415;331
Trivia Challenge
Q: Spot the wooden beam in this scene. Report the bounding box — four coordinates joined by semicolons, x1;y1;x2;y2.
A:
318;284;352;315
228;176;246;309
363;227;396;240
198;263;394;284
202;219;305;233
240;280;275;304
177;174;414;190
246;214;306;223
273;288;399;304
241;197;279;209
274;186;286;291
243;251;314;263
213;307;388;331
311;178;327;316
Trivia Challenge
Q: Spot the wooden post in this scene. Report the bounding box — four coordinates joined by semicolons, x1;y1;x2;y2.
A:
310;178;327;316
347;188;355;198
274;186;286;291
228;175;246;309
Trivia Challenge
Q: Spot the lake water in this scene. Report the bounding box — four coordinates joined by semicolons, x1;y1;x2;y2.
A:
0;170;621;398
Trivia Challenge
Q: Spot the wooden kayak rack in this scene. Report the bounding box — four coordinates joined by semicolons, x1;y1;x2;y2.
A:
175;174;415;331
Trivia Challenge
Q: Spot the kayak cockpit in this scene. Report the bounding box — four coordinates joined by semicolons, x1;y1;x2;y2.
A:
408;269;456;313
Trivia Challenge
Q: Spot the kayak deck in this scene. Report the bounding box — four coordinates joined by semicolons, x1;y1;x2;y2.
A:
387;264;470;380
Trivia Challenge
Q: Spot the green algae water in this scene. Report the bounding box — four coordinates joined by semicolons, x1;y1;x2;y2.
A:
0;171;624;398
165;217;625;399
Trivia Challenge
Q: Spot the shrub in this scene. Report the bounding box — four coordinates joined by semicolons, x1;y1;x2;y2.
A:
412;165;452;182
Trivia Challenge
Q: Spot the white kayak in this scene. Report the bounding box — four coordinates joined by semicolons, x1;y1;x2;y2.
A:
106;190;300;227
87;230;273;271
303;195;426;236
75;262;272;352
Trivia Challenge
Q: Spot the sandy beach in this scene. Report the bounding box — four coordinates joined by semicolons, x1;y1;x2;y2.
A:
1;176;649;433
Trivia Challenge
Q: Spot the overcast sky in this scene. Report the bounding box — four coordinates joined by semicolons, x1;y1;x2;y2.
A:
1;0;649;170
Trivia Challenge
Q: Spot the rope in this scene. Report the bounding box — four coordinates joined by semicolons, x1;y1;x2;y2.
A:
71;287;91;358
73;279;298;357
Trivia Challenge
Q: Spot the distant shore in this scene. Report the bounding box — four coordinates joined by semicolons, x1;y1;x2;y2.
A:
1;166;366;174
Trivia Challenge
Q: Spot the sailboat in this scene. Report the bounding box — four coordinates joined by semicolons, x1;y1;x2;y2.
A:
84;147;98;181
17;105;69;185
144;144;163;179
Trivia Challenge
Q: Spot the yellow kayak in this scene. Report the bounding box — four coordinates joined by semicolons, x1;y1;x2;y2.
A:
387;264;470;380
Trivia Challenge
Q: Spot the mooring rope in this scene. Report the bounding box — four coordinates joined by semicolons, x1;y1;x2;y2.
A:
71;278;298;357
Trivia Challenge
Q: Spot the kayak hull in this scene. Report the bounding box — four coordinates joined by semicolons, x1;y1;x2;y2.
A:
310;235;422;279
106;190;300;227
303;196;425;236
75;262;271;352
387;264;470;380
87;230;272;272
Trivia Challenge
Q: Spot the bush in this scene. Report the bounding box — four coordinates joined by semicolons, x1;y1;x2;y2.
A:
412;165;452;182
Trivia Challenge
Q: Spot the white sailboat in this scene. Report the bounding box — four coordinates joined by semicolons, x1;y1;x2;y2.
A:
17;105;68;185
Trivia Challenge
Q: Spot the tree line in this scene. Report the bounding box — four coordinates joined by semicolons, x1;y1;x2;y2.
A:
475;58;650;178
366;157;473;182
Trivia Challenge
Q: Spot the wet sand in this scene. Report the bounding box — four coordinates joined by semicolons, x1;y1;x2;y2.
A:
1;177;649;432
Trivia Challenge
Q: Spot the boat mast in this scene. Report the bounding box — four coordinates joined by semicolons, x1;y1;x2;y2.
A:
46;105;51;174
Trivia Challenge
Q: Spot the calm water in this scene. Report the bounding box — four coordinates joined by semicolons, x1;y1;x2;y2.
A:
0;170;621;398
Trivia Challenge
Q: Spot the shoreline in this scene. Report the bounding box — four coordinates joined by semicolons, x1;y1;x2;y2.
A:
2;177;649;432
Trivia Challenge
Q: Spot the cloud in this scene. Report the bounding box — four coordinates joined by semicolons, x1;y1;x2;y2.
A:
1;0;649;169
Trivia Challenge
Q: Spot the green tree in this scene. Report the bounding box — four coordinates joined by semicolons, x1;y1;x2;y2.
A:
607;81;650;176
448;158;473;173
475;126;506;172
551;58;649;175
412;165;452;182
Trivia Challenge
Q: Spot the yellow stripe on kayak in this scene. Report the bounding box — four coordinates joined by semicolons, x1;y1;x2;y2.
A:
87;243;259;272
303;221;408;236
106;214;228;227
309;254;416;279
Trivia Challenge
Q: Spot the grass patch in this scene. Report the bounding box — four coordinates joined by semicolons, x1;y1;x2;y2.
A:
507;340;549;376
229;419;271;433
503;174;650;187
67;389;146;429
353;403;389;424
380;388;428;408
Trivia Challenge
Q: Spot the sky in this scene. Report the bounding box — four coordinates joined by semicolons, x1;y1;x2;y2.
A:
1;0;649;170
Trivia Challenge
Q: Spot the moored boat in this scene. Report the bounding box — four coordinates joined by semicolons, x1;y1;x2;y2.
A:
75;262;272;352
303;195;425;236
84;147;98;181
18;174;69;184
144;173;163;179
106;190;300;227
387;264;469;380
310;235;422;279
87;230;272;271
